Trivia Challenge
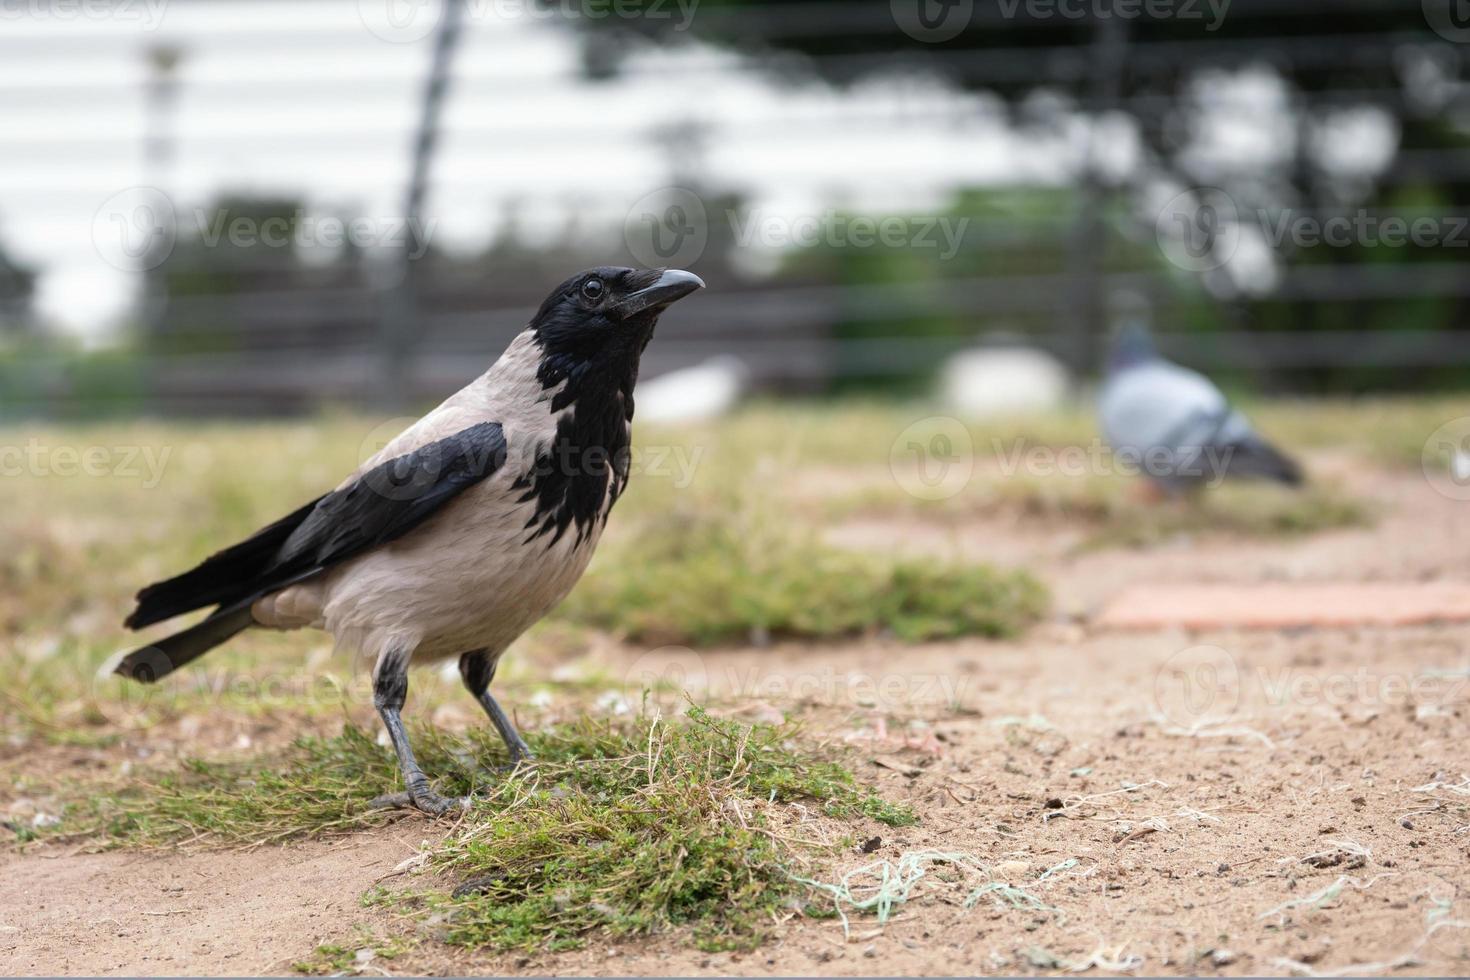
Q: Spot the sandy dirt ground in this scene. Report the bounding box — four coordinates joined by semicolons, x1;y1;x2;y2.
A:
3;463;1468;976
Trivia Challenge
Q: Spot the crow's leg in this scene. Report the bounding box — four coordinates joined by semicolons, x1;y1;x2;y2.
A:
370;647;466;816
459;649;533;766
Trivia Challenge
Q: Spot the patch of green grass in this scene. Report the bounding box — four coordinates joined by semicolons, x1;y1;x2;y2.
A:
56;707;914;954
988;469;1372;551
825;461;1371;549
1071;482;1373;551
292;931;413;976
561;495;1048;646
1250;396;1466;468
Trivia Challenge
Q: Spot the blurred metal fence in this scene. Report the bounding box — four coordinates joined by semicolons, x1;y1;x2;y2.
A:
2;0;1468;413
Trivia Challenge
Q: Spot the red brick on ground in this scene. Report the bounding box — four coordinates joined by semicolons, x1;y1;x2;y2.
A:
1096;582;1470;630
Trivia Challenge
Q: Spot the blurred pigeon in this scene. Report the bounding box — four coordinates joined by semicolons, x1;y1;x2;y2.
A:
636;354;749;425
1098;324;1302;492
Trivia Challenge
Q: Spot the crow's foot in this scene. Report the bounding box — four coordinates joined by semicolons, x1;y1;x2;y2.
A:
369;789;468;816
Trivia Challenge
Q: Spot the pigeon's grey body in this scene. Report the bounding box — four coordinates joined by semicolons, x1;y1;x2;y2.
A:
1099;326;1301;492
115;267;705;814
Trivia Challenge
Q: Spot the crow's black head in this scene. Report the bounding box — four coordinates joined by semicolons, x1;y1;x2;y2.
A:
527;266;703;417
530;266;703;367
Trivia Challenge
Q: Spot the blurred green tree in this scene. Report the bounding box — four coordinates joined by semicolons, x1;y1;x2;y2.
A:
560;0;1470;391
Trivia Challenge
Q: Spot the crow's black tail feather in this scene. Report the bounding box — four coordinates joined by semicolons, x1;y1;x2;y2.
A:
113;601;256;683
125;496;322;630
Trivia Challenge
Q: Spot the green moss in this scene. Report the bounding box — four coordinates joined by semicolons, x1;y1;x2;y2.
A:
561;504;1048;646
57;707;914;954
291;931;412;976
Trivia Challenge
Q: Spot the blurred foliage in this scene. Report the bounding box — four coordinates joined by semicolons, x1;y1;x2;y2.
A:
0;230;35;336
145;194;378;356
563;0;1470;393
0;344;149;420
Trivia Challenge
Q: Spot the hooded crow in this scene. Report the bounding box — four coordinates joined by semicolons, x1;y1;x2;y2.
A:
1099;323;1302;493
113;267;704;814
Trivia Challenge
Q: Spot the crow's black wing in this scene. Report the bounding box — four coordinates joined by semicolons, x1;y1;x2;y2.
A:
123;496;324;629
125;422;507;630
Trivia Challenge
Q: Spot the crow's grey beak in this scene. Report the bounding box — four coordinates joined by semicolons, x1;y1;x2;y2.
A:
611;269;704;319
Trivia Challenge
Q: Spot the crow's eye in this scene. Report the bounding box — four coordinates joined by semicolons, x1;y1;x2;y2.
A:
580;278;605;302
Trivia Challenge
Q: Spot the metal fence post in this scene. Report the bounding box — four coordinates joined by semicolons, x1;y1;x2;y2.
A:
380;0;465;410
1066;15;1129;384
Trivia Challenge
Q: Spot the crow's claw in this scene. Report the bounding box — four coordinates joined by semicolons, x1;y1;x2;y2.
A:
369;789;467;816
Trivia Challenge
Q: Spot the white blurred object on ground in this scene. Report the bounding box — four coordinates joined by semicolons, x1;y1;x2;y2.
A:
940;346;1070;418
636;355;750;424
